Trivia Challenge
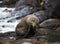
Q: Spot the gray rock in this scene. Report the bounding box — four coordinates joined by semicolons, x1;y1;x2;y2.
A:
34;10;48;22
44;0;60;19
12;6;38;17
55;26;60;32
39;19;60;29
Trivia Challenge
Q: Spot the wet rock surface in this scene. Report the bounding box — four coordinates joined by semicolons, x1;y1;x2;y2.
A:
39;19;60;29
11;6;38;17
34;10;48;22
44;0;60;19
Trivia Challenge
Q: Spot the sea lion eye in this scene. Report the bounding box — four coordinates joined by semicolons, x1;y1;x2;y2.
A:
31;19;35;22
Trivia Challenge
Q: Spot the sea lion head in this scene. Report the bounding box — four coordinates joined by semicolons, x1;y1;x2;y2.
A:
26;15;39;28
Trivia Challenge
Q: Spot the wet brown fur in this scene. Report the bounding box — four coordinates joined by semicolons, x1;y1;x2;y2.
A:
15;14;39;36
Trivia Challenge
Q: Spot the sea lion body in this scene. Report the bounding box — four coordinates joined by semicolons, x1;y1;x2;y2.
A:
15;15;39;38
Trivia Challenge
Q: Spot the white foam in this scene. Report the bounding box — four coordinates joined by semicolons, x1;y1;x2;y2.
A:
21;42;33;44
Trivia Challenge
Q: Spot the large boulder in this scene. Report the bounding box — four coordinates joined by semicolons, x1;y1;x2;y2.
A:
39;19;60;29
44;0;60;19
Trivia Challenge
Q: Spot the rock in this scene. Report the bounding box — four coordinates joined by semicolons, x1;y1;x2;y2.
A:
15;0;42;8
34;10;48;22
44;0;60;19
11;6;38;17
0;32;16;40
2;0;18;7
19;38;40;44
36;28;52;35
48;35;60;42
0;32;15;36
15;0;42;11
55;26;60;32
0;37;19;44
39;19;60;29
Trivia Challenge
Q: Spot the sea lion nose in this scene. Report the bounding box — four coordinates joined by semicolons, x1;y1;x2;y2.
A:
32;23;36;27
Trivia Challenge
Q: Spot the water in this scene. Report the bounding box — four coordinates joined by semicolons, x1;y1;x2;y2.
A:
0;7;19;33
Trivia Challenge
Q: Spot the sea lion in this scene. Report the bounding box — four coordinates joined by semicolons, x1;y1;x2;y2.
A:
15;14;39;38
